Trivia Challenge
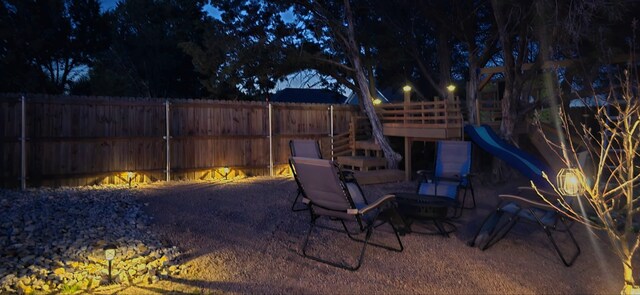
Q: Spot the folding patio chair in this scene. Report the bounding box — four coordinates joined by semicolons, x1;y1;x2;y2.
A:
289;139;323;212
290;157;404;271
468;187;581;267
416;140;475;217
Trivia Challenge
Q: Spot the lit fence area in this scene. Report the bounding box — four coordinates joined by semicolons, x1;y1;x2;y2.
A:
0;94;357;188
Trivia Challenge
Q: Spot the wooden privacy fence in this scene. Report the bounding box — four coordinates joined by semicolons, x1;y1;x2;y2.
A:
0;94;358;188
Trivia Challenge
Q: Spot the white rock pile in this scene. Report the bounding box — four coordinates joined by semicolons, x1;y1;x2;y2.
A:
0;186;186;294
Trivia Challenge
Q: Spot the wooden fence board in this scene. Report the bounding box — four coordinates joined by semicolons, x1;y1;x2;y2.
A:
0;94;358;187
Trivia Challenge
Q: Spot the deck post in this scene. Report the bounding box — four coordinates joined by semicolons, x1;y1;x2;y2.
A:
403;89;412;181
330;105;334;160
20;95;26;190
404;137;411;181
268;103;273;177
165;100;170;181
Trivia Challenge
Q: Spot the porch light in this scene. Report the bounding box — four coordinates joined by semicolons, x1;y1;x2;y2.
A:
402;85;412;92
446;84;456;92
373;98;382;105
104;244;117;283
557;168;585;196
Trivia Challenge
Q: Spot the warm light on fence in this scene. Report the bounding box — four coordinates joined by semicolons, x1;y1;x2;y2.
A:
557;168;585;196
402;85;412;92
222;166;230;180
126;171;135;187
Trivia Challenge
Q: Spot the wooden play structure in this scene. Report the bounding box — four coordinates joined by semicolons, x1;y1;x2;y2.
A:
336;98;464;183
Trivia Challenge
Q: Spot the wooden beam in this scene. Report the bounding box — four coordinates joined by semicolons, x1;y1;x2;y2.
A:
479;54;634;75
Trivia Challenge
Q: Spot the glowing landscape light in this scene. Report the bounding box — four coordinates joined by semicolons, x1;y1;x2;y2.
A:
104;244;117;283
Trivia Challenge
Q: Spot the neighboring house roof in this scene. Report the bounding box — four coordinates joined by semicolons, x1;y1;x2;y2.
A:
344;87;402;105
270;88;347;104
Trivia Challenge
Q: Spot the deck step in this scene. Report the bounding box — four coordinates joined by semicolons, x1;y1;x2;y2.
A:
352;169;405;185
337;156;386;170
353;140;382;151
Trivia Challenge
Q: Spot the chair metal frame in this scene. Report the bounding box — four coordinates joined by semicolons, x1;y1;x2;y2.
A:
291;157;404;271
468;187;581;267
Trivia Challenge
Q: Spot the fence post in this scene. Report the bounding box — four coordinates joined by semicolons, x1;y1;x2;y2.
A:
165;100;170;181
268;103;273;177
330;105;334;160
20;95;26;190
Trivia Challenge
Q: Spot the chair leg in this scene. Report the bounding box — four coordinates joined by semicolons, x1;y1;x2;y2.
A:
433;220;449;238
302;218;373;271
460;186;476;210
480;213;520;250
468;208;502;247
532;213;581;267
339;219;403;252
291;188;308;212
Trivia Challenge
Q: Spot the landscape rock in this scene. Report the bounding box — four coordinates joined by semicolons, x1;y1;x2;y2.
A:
0;186;187;292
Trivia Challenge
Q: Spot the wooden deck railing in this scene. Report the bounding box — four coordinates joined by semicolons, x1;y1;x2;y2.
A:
375;100;464;129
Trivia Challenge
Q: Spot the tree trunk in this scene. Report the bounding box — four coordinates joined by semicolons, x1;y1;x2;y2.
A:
467;56;479;125
353;68;402;168
500;87;517;141
343;0;401;168
622;258;636;294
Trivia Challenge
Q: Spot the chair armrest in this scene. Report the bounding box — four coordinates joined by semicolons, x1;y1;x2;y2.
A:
499;194;555;211
354;194;396;215
517;186;555;196
516;186;564;203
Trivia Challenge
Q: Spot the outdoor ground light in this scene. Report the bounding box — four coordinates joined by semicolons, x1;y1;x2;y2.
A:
126;171;135;187
557;168;585;196
104;244;117;283
223;166;230;180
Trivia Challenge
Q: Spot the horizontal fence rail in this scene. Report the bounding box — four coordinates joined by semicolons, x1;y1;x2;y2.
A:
0;94;358;187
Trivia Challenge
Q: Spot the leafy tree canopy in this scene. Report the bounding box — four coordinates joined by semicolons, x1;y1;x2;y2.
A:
0;0;109;93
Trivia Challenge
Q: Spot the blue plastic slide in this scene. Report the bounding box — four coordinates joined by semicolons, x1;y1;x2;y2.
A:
464;124;552;187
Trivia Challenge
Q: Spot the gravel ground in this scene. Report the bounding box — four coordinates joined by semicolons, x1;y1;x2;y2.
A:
0;186;184;294
129;176;622;294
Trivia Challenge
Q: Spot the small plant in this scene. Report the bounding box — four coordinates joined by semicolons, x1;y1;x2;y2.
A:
60;283;82;294
533;66;640;294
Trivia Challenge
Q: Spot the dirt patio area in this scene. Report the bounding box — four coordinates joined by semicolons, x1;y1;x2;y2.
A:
124;177;621;294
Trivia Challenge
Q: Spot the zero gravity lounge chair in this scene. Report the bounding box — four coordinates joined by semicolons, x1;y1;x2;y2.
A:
290;157;404;270
289;139;323;212
468;187;581;267
416;140;475;215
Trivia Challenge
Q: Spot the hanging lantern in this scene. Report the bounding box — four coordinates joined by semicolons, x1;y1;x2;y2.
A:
557;168;585;196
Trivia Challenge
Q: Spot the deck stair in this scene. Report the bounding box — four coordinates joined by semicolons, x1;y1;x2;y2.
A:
334;117;403;184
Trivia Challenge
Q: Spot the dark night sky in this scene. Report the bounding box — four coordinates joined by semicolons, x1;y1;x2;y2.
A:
99;0;222;18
